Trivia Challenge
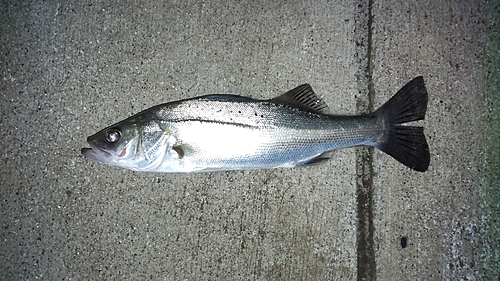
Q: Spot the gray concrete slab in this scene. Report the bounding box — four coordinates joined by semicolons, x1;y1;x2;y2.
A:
0;0;498;280
369;1;496;280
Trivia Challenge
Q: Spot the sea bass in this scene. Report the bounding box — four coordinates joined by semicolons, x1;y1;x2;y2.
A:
81;77;430;172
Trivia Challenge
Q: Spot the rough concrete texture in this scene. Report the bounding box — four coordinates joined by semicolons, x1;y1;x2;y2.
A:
0;0;498;280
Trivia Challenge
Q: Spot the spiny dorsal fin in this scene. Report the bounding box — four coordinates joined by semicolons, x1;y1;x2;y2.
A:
271;84;329;114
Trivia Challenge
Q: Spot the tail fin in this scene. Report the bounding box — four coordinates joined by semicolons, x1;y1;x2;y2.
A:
375;76;430;172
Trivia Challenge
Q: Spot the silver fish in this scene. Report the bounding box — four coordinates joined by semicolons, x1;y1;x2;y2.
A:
81;77;430;172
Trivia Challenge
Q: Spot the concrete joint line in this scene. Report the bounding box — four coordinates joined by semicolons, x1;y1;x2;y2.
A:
355;0;376;280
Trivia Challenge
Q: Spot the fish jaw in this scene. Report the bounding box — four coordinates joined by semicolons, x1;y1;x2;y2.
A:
81;139;115;164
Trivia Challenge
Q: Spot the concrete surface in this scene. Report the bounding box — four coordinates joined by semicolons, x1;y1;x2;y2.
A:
0;0;498;280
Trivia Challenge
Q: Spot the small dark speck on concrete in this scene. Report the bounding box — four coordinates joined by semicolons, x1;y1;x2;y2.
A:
401;236;407;248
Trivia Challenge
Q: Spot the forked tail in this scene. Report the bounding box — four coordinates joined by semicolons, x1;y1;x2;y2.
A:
375;76;430;172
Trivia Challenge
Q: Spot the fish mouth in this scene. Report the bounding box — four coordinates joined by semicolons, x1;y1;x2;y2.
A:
81;141;111;164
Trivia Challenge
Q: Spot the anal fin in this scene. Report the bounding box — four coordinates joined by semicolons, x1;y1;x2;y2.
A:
298;152;331;167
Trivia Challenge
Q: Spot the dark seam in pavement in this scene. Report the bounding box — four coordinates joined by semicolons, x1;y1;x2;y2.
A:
356;0;376;280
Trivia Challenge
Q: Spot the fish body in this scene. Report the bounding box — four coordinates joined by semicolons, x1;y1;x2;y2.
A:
82;77;430;172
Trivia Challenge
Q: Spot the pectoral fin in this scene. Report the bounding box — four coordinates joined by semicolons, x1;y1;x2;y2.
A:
172;144;185;159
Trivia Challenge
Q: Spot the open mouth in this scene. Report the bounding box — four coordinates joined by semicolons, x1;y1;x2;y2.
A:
81;141;111;164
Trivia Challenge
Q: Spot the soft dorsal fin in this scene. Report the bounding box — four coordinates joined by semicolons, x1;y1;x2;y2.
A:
271;84;329;114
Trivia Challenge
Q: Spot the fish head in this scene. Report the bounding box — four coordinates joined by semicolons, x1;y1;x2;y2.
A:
81;114;176;171
81;119;140;167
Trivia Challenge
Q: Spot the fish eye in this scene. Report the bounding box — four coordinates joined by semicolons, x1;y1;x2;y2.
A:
105;129;121;143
